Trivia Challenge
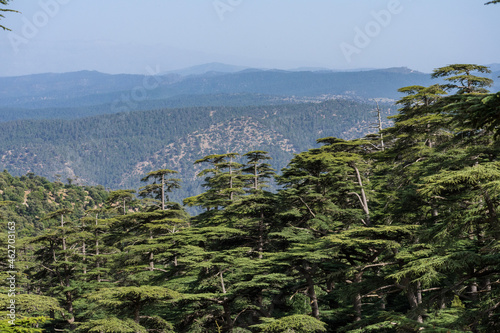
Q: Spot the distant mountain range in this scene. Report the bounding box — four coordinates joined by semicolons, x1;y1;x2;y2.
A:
161;62;379;76
2;64;498;117
2;65;498;120
0;66;443;122
0;63;498;202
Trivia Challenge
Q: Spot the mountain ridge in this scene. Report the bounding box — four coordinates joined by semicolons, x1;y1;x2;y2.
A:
0;99;393;203
0;66;440;113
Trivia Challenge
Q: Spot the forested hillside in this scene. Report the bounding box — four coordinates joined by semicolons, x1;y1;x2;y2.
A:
0;99;393;203
0;67;438;120
0;172;108;236
0;64;499;332
0;93;306;122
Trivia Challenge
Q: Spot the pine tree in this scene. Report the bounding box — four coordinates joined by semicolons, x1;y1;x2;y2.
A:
221;151;284;321
274;138;373;320
169;152;279;331
431;64;493;94
79;207;117;284
139;169;181;211
109;205;189;282
80;286;180;332
77;177;189;332
106;190;136;215
184;153;245;214
377;64;500;330
29;209;82;328
241;150;275;193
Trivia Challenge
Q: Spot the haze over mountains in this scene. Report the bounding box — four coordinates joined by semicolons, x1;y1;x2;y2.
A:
1;63;499;201
0;65;433;117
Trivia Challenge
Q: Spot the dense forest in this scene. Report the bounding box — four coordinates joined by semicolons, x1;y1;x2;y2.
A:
0;64;499;332
0;99;393;205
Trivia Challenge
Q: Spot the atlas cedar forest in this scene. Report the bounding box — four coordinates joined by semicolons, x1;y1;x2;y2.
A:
2;3;500;333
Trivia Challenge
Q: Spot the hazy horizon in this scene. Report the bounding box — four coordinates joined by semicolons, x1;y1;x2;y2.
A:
1;0;499;77
0;61;446;78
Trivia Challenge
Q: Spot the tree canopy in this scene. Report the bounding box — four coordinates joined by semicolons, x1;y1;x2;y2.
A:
1;62;500;332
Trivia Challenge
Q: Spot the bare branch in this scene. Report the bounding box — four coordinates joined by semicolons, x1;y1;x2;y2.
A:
299;197;316;218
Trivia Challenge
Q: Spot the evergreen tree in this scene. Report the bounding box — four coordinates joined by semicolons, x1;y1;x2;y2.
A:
254;314;327;333
377;64;500;330
139;169;181;211
274;138;372;320
184;153;245;213
431;64;493;94
29;209;83;328
242;150;275;192
170;152;279;331
106;189;136;215
80;286;180;332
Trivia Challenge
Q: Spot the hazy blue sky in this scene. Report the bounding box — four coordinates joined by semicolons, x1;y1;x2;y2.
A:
0;0;498;76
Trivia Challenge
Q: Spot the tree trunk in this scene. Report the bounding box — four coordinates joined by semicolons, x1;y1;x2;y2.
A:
82;240;86;275
405;279;423;323
96;215;101;282
376;103;385;151
301;263;320;319
484;191;499;237
354;272;363;321
258;212;264;259
149;251;154;271
161;173;165;210
65;290;75;327
229;156;234;201
149;230;154;271
439;294;446;309
61;214;67;261
220;271;233;332
381;295;386;310
82;219;86;275
133;301;141;323
470;282;479;301
482;277;492;292
427;123;433;148
417;281;422;304
306;273;320;319
223;300;233;332
254;163;258;190
352;164;370;225
220;270;227;294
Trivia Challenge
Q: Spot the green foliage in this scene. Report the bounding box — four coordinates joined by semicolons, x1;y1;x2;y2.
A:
88;286;181;308
0;171;108;236
0;100;394;205
0;294;62;316
431;64;493;94
0;317;48;333
139;169;181;210
77;317;148;333
4;62;500;333
255;315;327;333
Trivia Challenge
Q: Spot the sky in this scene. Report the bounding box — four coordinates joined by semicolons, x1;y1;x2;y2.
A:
0;0;499;77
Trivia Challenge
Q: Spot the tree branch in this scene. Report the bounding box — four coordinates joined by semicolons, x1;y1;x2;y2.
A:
299;197;316;218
